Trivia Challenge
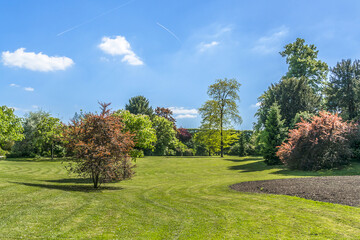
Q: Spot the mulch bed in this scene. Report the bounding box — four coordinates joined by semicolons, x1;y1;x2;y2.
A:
230;176;360;207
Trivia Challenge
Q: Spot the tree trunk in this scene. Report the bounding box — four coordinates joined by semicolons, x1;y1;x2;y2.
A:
51;142;54;160
220;111;224;158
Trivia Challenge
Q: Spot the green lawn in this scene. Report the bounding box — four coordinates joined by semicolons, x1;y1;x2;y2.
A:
0;156;359;239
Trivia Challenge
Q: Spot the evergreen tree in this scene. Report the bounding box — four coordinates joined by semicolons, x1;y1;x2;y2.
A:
125;96;153;116
255;77;320;130
261;103;287;165
325;59;360;120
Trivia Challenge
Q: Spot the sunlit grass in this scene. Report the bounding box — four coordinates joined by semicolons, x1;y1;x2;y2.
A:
0;156;359;239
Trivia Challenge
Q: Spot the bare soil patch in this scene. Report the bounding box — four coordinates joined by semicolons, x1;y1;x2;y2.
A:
230;176;360;207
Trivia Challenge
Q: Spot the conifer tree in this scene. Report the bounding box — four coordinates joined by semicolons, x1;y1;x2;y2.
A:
261;102;287;165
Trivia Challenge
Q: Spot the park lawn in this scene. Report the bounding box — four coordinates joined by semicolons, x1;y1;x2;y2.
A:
0;156;359;239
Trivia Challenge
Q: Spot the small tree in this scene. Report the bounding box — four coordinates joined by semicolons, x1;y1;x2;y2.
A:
152;115;177;155
277;111;355;170
62;102;135;188
261;103;287;165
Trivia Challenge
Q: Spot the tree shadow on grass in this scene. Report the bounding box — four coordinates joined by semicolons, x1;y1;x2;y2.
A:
223;157;263;163
44;178;92;184
3;158;73;163
227;159;278;172
10;182;123;192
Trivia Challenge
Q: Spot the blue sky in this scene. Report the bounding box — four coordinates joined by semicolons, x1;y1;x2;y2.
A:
2;0;360;129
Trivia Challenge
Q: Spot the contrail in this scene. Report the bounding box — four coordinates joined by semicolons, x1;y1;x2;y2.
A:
156;22;181;44
57;0;134;36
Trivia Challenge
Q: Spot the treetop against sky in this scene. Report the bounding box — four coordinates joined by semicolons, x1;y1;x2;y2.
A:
1;0;360;129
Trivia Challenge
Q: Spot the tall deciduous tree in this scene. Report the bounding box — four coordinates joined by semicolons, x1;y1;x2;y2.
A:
125;96;153;116
199;78;242;157
326;59;360;120
280;38;328;92
62;102;135;188
255;77;320;130
261;102;287;165
0;106;24;156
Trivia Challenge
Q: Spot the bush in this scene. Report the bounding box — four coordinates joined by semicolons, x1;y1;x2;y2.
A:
183;149;194;156
277;111;355;171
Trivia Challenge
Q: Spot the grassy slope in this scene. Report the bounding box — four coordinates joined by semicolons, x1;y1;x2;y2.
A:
0;156;359;239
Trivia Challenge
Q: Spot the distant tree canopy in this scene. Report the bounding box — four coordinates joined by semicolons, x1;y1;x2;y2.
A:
0;106;24;156
199;78;242;157
63;103;135;188
155;107;176;125
114;110;156;151
255;77;320;130
325;59;360;120
152;115;177;155
125;96;153;116
12;111;63;158
280;38;328;92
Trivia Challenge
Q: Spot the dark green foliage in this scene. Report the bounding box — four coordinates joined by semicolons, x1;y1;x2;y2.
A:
255;77;320;130
290;111;314;129
325;59;360;120
280;38;328;92
125;96;153;116
261;103;287;165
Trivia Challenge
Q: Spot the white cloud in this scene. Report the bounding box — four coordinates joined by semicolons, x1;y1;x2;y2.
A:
169;107;198;115
10;83;20;87
251;102;261;108
24;87;34;92
252;26;289;54
198;41;220;52
2;48;74;72
32;105;39;109
169;107;198;119
176;114;198;119
98;36;143;66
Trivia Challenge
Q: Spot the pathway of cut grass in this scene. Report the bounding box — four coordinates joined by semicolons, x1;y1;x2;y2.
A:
0;156;359;239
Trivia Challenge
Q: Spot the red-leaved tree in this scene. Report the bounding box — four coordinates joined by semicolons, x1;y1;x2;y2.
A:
176;128;192;143
62;102;135;188
277;111;355;170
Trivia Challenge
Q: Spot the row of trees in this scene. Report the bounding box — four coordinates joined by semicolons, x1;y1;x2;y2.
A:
255;38;360;170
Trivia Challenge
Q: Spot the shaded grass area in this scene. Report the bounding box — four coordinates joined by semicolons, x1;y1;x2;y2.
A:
0;156;360;239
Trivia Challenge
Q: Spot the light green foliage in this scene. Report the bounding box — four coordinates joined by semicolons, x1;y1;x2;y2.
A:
0;106;24;156
114;110;156;150
0;156;360;239
194;129;238;156
325;59;360;120
12;111;62;157
152;115;177;155
261;103;287;165
199;78;242;157
255;77;320;130
125;95;153;116
280;38;328;92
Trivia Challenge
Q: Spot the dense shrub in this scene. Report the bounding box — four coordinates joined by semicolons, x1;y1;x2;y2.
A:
277;111;355;170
